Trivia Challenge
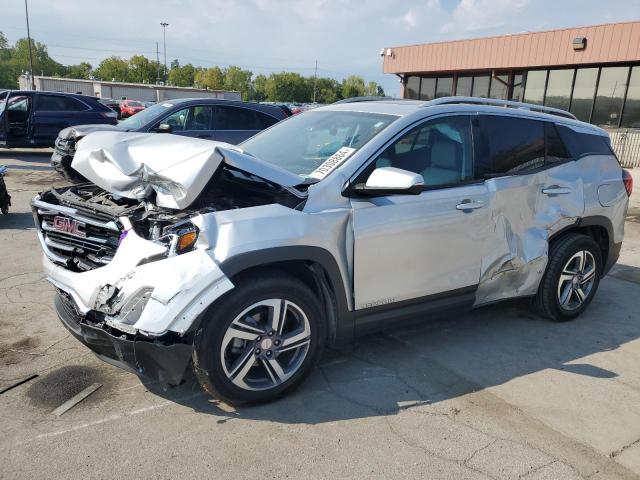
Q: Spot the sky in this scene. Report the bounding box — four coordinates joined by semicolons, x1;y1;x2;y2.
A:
2;0;640;97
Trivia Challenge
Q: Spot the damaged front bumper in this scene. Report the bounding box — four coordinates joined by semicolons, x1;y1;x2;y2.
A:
54;291;192;385
41;227;234;336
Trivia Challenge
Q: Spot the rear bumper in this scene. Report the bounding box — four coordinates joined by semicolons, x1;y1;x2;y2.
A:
54;292;193;385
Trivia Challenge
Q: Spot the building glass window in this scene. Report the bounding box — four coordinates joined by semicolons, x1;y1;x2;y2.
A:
591;66;630;127
544;69;574;111
420;77;437;100
435;77;453;98
569;68;598;122
523;70;547;105
456;76;473;96
621;66;640;128
405;76;420;100
472;75;490;97
489;73;509;99
511;72;524;101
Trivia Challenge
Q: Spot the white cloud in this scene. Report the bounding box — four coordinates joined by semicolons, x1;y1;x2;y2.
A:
402;9;419;29
445;0;529;32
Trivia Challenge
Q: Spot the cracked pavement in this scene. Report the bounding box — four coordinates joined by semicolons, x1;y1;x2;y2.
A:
1;150;639;479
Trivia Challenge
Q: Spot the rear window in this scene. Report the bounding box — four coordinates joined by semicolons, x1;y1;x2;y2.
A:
556;125;613;158
36;95;88;112
477;115;545;176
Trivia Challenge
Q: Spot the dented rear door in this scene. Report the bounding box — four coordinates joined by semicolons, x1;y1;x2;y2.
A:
474;115;584;305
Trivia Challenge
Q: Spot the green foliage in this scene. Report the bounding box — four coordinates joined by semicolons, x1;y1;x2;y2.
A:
0;30;386;102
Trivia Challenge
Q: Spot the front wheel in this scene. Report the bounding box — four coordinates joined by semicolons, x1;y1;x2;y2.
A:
533;233;602;321
192;271;325;404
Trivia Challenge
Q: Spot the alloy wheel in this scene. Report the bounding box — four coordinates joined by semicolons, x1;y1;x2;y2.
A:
220;299;312;391
556;250;597;311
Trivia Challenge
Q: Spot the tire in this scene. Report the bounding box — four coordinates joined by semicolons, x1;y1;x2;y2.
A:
533;233;602;321
192;270;326;405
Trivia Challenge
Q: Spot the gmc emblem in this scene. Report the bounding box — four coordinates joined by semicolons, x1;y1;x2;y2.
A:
52;216;86;238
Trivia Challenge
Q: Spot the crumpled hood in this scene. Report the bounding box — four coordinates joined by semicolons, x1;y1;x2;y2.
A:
71;131;304;210
59;124;127;140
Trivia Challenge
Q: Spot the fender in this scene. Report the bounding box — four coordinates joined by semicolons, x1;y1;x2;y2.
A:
219;246;354;343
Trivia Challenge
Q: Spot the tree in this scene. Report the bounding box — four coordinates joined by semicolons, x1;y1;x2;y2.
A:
224;66;253;100
128;55;160;83
94;56;130;82
341;75;366;99
64;62;92;80
0;31;16;88
250;74;268;101
168;63;196;87
195;66;224;90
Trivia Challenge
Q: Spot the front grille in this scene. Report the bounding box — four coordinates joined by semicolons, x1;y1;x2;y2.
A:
33;199;122;271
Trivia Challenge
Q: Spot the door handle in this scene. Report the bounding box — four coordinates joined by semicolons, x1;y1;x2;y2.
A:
456;199;484;211
542;185;572;195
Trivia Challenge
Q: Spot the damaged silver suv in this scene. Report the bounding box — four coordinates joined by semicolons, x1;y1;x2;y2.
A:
32;97;632;404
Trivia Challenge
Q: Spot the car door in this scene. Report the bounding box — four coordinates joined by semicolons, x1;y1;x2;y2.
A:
0;91;8;146
181;105;215;139
212;105;264;144
350;114;490;313
472;114;585;304
32;94;89;146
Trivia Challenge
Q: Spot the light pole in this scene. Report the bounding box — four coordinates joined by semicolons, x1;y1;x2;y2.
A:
24;0;35;90
160;22;168;84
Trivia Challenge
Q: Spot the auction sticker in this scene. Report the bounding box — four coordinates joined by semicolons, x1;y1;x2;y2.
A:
308;147;356;180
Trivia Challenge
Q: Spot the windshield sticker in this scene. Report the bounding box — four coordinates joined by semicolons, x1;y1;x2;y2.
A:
308;147;356;180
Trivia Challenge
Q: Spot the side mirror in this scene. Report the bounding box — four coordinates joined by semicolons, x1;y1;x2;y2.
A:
352;167;424;196
155;123;172;133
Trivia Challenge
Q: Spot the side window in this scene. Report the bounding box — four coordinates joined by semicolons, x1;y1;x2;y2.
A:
256;111;279;129
372;115;474;188
161;107;190;131
556;125;613;158
477;115;545;176
185;105;213;131
545;123;570;164
215;106;260;130
36;95;87;112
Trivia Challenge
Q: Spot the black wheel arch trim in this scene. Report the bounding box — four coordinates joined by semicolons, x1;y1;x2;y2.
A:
219;246;354;343
549;215;620;275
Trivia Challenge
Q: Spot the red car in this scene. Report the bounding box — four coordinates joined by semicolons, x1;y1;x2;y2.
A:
119;100;146;118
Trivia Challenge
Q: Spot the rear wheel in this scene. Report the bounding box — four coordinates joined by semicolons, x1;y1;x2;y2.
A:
533;233;602;321
192;271;325;404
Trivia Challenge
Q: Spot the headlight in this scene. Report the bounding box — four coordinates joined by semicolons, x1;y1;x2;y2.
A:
158;221;199;256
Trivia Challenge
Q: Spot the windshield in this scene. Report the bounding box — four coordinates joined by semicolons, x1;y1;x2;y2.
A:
240;110;397;178
118;102;173;129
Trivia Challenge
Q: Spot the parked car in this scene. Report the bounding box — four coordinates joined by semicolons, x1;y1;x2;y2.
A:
119;99;146;118
0;165;10;214
51;98;291;180
0;90;118;149
32;97;632;404
98;98;122;119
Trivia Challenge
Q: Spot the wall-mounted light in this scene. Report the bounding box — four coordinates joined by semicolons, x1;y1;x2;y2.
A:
572;37;587;50
386;48;394;57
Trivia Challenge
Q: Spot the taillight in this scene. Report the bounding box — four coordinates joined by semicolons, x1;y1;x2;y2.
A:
623;169;633;197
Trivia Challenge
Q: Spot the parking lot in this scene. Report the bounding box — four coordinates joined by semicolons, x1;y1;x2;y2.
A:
1;149;639;479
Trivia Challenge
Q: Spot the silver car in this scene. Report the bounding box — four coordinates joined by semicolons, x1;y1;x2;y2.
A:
32;97;632;404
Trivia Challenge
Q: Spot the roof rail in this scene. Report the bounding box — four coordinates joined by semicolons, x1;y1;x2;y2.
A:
423;96;577;120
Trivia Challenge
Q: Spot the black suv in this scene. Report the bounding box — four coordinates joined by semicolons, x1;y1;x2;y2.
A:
0;90;117;148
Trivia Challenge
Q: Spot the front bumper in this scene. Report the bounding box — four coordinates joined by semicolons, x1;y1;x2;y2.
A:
54;291;193;385
40;225;234;336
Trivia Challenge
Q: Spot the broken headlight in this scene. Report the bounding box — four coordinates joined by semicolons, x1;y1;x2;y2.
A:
156;221;199;256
